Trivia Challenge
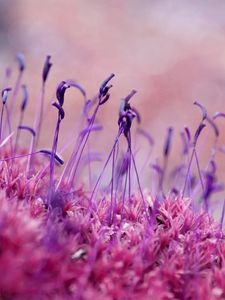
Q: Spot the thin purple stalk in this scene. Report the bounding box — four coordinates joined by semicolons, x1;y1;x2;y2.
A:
182;123;206;197
182;149;195;197
0;104;5;143
34;55;52;147
220;198;225;231
14;110;24;155
26;134;35;178
20;126;36;178
34;83;45;147
90;127;123;204
121;164;128;219
87;140;92;188
48;115;61;204
57;103;100;190
194;149;205;193
5;105;13;155
57;75;113;190
0;150;40;162
127;132;132;203
130;148;150;223
67;118;96;189
109;145;116;225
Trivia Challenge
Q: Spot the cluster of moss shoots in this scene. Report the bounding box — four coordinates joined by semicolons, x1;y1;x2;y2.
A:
0;54;225;299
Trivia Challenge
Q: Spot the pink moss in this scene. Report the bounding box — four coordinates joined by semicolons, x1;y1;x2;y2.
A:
0;155;225;300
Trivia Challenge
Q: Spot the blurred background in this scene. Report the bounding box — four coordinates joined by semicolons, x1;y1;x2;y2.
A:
1;0;225;204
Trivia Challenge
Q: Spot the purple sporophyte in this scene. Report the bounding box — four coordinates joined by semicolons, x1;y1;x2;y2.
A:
51;101;65;120
193;101;207;121
2;88;12;105
182;123;206;198
34;55;53;147
56;79;86;107
162;127;173;190
184;126;191;142
16;52;25;73
47;100;65;205
90;89;150;226
213;112;225;120
0;88;11;143
180;133;188;157
163;127;173;158
206;115;219;138
98;73;115;105
18;125;36;138
48;78;86;204
182;102;208;199
118;89;137;138
42;55;52;83
20;84;28;112
57;74;114;192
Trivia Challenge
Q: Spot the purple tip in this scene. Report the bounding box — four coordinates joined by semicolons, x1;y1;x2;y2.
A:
151;164;163;176
124;89;137;103
184;127;191;142
56;80;86;106
56;81;70;106
52;101;65;120
2;88;12;104
5;67;11;78
18;125;36;137
136;127;154;146
99;73;115;95
206;116;219;137
21;84;28;111
213;112;225;120
99;74;115;105
193;123;206;145
16;53;25;72
39;149;64;165
180;132;189;155
194;101;207;120
163;127;173;157
67;80;86;99
42;55;52;83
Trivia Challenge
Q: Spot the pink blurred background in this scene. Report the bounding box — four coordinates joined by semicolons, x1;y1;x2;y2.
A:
1;0;225;194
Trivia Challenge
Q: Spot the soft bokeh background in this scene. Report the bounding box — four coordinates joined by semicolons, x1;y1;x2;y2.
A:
1;0;225;200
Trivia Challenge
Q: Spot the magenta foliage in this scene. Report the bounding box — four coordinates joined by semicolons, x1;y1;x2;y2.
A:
0;178;224;299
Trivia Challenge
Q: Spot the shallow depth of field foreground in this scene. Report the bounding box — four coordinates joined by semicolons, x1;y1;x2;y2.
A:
0;55;225;300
